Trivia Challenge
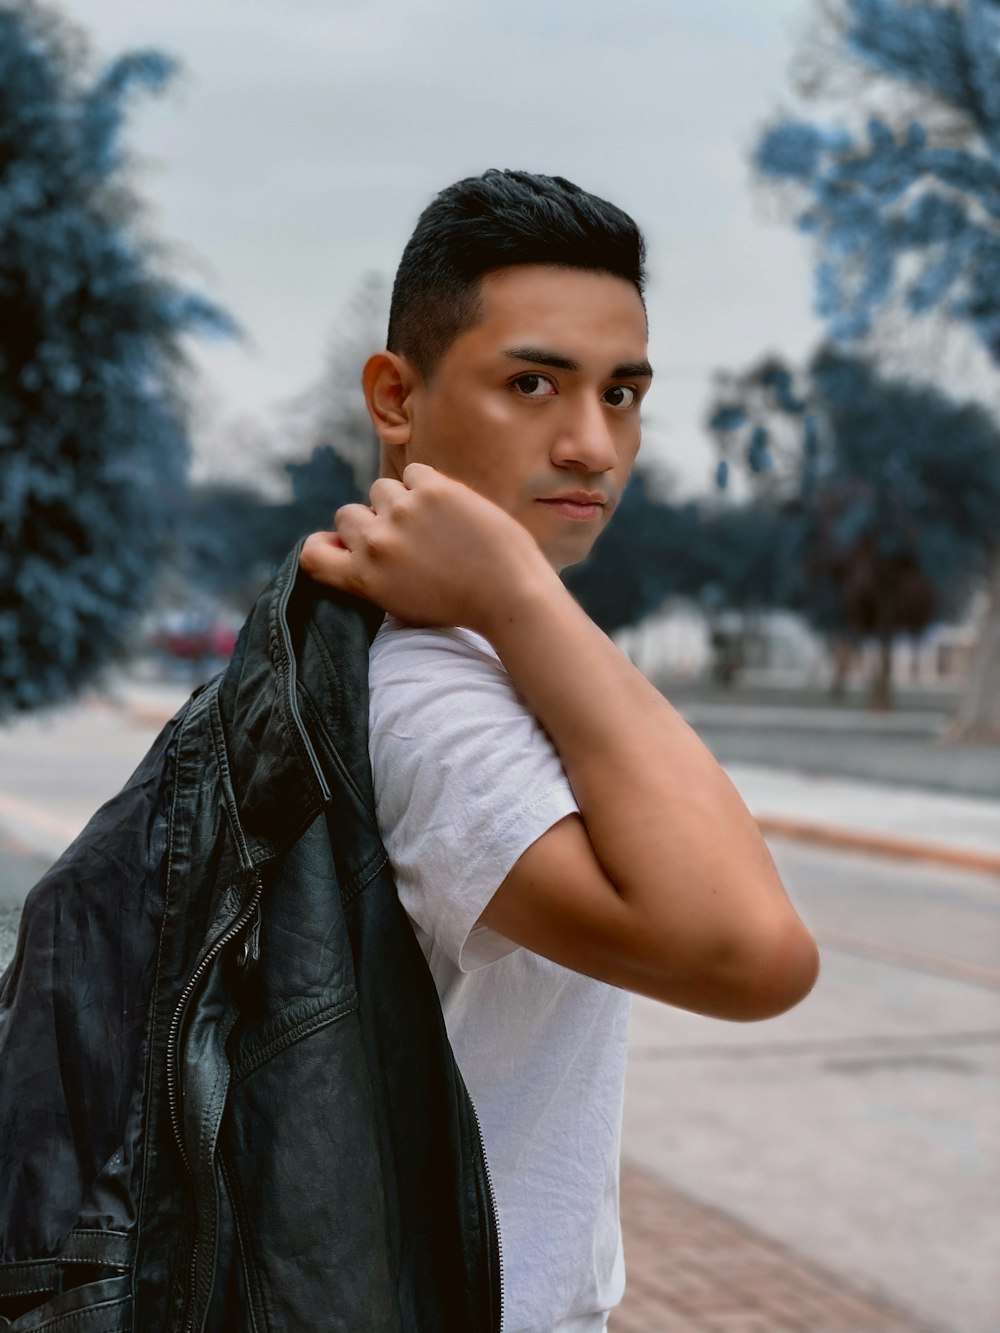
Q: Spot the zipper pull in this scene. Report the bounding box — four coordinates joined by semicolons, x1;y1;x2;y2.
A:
237;905;261;972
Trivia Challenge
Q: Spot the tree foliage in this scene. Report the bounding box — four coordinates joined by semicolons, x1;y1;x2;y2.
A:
752;0;1000;729
755;0;1000;359
173;483;285;614
0;2;233;715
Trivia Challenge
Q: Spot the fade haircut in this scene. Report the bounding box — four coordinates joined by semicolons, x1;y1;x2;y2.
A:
386;169;647;381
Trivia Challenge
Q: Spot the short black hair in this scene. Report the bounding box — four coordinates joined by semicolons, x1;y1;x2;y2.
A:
386;169;647;381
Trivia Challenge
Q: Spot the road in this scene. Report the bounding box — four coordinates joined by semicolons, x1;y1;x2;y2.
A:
659;680;1000;800
0;694;171;869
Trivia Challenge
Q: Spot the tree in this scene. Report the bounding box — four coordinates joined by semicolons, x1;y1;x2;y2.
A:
0;2;234;715
752;0;1000;732
708;346;1000;706
282;443;365;539
280;273;388;498
174;482;286;615
693;502;804;683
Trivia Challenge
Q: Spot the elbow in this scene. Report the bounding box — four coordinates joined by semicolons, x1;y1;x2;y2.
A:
642;901;821;1023
643;913;821;1021
731;916;821;1022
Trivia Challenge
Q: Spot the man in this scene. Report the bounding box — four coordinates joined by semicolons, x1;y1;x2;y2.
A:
301;169;820;1333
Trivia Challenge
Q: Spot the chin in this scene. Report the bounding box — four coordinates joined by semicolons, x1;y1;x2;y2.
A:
553;543;595;574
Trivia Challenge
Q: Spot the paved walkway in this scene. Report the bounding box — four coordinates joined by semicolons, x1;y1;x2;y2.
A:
612;1164;936;1333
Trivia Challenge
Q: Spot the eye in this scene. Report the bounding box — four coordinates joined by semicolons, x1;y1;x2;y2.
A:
511;373;557;398
603;385;638;409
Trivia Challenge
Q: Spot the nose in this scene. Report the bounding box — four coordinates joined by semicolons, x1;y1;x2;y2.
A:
550;396;619;474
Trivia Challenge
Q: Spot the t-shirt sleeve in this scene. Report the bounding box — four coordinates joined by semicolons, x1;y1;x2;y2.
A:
368;621;580;971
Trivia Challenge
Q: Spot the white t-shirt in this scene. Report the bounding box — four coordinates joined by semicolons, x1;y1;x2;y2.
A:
368;614;631;1333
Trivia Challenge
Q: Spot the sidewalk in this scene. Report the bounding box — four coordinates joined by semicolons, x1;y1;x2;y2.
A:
732;763;1000;876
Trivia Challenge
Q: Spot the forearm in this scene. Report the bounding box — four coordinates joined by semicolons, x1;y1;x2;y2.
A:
481;566;816;1010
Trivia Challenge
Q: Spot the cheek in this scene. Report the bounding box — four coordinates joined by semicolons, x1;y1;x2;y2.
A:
620;428;642;468
442;399;525;478
416;400;517;497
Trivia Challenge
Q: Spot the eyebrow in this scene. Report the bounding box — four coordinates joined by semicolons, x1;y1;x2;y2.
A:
503;346;654;380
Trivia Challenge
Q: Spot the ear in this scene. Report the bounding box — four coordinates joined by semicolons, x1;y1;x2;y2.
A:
362;351;418;447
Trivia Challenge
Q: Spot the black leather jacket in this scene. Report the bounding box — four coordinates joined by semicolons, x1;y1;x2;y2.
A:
0;544;503;1332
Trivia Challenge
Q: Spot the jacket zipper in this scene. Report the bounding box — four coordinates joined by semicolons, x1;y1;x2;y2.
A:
165;873;264;1333
468;1093;504;1333
171;559;328;1330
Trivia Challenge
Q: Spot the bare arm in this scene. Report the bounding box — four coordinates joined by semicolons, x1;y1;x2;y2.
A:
475;564;819;1019
300;464;820;1020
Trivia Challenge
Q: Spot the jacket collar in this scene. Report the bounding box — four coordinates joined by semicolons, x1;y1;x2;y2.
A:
217;540;386;867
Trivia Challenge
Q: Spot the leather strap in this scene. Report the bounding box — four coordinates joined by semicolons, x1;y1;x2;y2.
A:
0;1231;131;1297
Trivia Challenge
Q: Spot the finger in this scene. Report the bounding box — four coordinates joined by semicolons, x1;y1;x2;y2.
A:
299;530;355;589
333;502;376;548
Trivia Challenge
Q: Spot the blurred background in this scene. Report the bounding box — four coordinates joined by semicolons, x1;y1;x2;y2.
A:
1;1;998;1330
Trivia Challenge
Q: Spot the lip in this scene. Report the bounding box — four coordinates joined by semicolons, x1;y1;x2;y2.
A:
539;491;607;505
536;493;606;522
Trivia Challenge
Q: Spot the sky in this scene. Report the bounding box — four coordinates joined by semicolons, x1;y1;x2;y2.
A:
63;0;827;497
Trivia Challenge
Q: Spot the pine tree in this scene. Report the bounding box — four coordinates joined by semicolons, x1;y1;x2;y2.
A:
0;3;233;715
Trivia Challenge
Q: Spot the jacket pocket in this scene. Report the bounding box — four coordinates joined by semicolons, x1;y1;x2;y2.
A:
228;993;357;1088
2;1274;131;1332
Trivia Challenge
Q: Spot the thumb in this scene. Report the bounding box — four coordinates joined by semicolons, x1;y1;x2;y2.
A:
401;461;437;489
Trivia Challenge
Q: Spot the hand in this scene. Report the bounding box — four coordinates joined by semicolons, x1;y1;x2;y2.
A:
298;463;556;637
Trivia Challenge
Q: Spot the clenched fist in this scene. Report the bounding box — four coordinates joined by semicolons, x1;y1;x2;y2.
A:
298;463;560;639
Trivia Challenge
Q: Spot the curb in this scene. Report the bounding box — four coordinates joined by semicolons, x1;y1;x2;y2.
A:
756;814;1000;877
122;704;182;727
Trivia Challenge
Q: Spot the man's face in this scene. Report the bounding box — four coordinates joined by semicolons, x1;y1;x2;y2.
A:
387;265;652;573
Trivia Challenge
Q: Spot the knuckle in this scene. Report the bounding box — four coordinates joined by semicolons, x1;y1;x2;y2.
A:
362;529;387;560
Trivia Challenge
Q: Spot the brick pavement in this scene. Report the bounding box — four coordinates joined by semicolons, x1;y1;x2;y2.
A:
611;1163;935;1333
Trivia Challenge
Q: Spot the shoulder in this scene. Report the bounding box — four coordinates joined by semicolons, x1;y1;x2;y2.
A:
369;615;505;687
367;614;540;757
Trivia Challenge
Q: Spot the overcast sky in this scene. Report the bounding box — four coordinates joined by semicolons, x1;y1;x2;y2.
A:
65;0;826;496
